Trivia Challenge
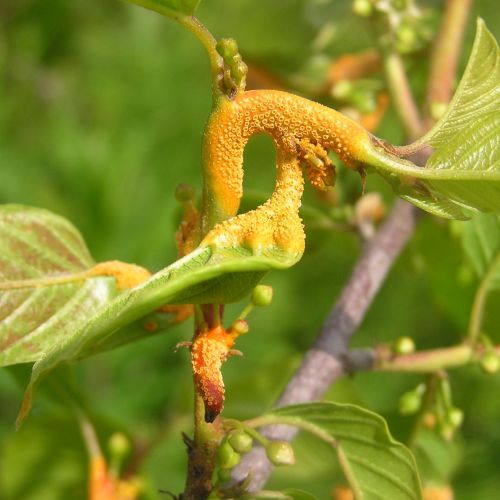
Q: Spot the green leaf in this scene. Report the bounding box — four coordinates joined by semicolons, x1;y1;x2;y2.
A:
0;205;118;367
361;20;500;218
251;402;422;500
423;19;500;148
461;213;500;290
123;0;201;17
244;489;317;500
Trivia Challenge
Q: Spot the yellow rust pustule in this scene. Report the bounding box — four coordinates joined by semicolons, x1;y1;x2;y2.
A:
202;151;305;256
202;89;372;229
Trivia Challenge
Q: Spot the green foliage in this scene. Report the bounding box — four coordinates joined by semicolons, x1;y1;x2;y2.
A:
0;205;117;366
461;213;500;289
253;402;422;500
365;19;500;218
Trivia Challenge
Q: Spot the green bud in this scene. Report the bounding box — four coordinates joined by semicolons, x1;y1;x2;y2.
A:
352;0;373;17
108;432;130;459
216;38;239;61
399;388;423;415
251;285;273;307
480;351;500;374
175;183;195;203
396;24;419;54
228;430;253;454
218;441;241;470
447;407;464;429
217;467;232;483
265;441;295;466
232;61;248;84
393;337;415;355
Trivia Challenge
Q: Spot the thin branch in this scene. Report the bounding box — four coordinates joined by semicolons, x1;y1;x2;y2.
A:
383;50;424;140
425;0;474;125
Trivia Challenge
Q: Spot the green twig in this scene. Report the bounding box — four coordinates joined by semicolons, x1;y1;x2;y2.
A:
467;252;500;345
425;0;474;125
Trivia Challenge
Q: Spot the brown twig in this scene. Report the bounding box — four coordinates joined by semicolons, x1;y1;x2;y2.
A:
232;0;473;491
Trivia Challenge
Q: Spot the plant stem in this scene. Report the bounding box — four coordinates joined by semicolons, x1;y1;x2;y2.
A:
383;50;424;140
425;0;474;126
466;253;500;345
179;16;224;99
184;391;223;499
374;345;474;372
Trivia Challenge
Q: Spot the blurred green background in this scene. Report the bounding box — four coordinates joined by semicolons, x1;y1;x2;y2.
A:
0;1;499;498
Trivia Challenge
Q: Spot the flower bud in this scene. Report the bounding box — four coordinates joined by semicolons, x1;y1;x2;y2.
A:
108;432;130;460
352;0;373;17
399;388;423;415
218;441;241;470
480;351;499;374
216;38;239;61
447;407;464;429
265;441;295;466
251;285;273;307
393;336;415;355
228;430;253;454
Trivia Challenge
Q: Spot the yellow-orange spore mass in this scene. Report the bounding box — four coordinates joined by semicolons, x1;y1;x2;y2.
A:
203;89;370;222
190;325;235;422
89;261;151;290
202;152;305;256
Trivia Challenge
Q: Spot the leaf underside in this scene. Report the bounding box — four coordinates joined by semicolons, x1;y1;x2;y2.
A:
261;402;422;500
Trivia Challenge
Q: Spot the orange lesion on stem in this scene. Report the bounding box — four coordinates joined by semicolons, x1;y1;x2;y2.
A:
201;89;374;238
189;324;243;423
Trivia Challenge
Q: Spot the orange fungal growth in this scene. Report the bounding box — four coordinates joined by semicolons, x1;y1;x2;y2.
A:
202;89;372;231
190;324;238;423
89;261;151;290
202;151;305;257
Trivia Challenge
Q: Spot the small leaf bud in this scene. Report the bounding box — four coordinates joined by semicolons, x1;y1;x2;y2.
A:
108;432;130;460
393;336;415;355
265;441;295;466
480;351;499;374
228;430;253;454
175;183;195;203
216;38;239;61
251;285;273;307
352;0;373;17
218;441;241;470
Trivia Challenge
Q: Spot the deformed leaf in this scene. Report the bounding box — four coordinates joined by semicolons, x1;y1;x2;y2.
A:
253;402;422;500
461;213;500;290
0;205;118;367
